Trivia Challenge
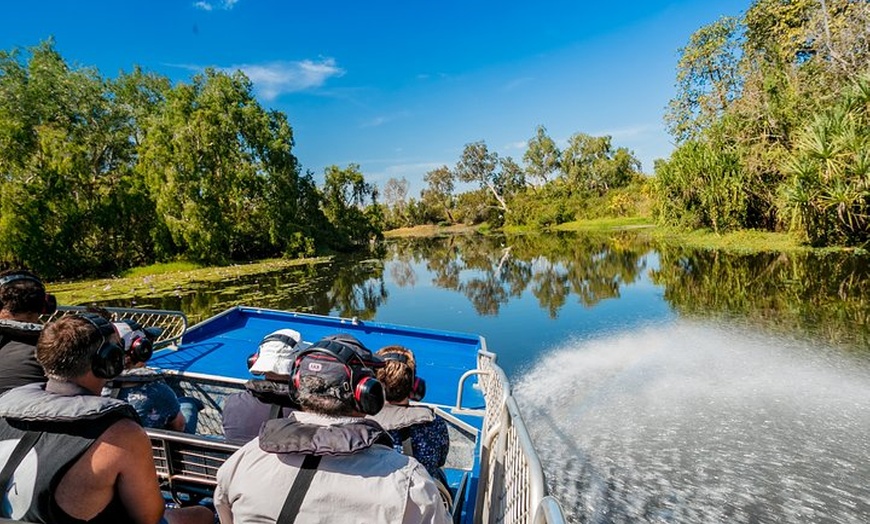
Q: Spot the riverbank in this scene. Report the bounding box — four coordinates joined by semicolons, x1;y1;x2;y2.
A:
48;256;331;305
387;218;866;255
51;220;864;305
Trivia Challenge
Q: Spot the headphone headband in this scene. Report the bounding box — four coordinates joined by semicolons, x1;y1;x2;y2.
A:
79;313;116;338
290;337;385;415
0;274;44;289
381;352;410;365
261;333;299;349
303;339;379;369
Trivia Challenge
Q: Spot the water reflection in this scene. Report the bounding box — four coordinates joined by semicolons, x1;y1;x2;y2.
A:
387;232;651;318
651;247;870;349
96;254;387;324
92;232;870;353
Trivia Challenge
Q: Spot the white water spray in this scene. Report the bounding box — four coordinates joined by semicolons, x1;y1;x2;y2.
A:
514;320;870;523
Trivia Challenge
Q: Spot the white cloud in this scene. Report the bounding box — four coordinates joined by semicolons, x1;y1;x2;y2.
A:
223;59;345;100
504;141;528;151
360;111;411;129
194;0;237;10
593;124;659;140
502;77;533;92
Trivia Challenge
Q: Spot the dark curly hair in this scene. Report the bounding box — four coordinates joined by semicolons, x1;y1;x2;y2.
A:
0;269;46;315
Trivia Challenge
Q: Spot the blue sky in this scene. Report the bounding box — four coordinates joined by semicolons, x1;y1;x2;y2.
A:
1;0;750;195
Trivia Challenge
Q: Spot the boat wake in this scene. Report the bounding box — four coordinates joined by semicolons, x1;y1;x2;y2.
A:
513;320;870;523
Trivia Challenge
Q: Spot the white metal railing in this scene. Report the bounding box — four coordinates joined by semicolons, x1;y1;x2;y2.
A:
41;305;188;348
469;350;567;524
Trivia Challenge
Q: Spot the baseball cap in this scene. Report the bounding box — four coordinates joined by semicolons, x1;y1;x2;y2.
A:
112;320;147;352
295;334;384;388
250;329;303;375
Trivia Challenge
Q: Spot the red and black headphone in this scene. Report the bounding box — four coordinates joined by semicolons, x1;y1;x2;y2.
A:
0;273;57;315
381;352;426;402
78;313;125;379
113;319;154;363
289;336;385;415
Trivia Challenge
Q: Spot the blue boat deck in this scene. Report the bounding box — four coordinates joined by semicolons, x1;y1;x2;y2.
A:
150;306;486;409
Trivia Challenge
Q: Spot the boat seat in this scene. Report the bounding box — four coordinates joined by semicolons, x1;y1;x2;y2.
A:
147;428;241;505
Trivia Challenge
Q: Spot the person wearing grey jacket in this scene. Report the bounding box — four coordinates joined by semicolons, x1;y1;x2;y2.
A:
214;334;451;524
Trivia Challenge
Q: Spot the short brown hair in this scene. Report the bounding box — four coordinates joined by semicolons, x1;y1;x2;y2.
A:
375;345;416;402
36;316;103;380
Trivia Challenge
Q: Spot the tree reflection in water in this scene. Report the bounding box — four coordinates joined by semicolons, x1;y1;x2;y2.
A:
387;231;650;318
94;231;870;352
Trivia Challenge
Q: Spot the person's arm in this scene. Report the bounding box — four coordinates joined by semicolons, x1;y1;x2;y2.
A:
214;444;246;524
101;419;167;524
404;461;452;524
433;417;450;468
168;411;187;432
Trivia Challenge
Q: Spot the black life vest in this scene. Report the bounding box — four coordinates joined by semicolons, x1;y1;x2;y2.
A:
0;382;139;523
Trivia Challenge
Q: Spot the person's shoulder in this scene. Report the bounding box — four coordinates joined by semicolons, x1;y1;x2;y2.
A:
98;417;150;450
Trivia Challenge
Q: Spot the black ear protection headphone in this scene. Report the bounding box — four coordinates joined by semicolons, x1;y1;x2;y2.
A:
113;319;153;363
79;313;125;379
0;273;57;315
289;338;385;415
381;352;427;402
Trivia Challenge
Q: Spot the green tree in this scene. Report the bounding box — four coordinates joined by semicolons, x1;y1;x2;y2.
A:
422;166;456;223
653;138;746;233
523;125;561;186
665;16;743;143
321;164;381;249
0;41;152;276
455;141;508;213
779;75;870;246
560;133;639;194
138;68;305;263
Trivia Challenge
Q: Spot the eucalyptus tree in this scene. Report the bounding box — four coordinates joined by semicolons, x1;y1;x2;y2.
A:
665;16;743;144
523;125;561;186
560;133;640;194
381;176;410;228
455;140;508;213
422;165;456;223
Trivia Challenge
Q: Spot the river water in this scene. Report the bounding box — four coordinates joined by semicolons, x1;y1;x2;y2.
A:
97;231;870;523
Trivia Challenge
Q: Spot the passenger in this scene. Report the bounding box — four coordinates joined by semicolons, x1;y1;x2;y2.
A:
368;345;450;484
0;270;57;394
105;318;202;433
214;334;451;524
221;329;302;443
0;314;213;524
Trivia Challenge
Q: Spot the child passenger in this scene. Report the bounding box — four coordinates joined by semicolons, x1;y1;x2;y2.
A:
368;345;450;483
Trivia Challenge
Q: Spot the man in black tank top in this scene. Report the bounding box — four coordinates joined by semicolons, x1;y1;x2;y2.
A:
0;269;55;394
0;315;213;524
